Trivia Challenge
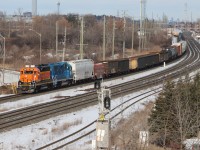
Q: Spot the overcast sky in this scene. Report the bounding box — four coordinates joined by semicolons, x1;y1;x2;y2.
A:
0;0;199;21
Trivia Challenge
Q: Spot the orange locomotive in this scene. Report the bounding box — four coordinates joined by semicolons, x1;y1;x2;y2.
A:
18;65;51;93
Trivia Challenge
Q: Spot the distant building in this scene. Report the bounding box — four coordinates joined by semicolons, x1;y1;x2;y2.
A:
23;12;32;18
32;0;37;16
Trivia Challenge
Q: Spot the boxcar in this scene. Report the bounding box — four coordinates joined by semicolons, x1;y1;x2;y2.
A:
137;53;160;69
172;43;182;56
94;62;108;79
105;58;129;75
159;50;169;63
68;59;94;82
180;40;187;54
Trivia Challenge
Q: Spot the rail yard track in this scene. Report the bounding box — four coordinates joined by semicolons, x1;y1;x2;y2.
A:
35;37;200;150
0;36;200;138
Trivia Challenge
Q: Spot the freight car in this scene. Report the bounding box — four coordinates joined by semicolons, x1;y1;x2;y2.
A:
94;59;129;79
167;47;178;60
18;40;187;93
94;62;108;79
172;43;182;56
68;59;94;83
137;53;160;69
159;50;169;63
105;58;129;75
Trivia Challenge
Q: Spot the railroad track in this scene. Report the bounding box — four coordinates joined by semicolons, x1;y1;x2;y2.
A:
0;37;199;132
37;88;163;150
0;37;199;134
38;74;199;150
35;38;200;150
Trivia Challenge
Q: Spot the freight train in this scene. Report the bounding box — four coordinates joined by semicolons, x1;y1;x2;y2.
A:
18;41;187;93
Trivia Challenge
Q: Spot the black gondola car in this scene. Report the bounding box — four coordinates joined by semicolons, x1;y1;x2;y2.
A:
137;53;160;69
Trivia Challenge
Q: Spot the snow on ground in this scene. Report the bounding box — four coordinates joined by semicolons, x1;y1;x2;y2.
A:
1;54;200;149
0;86;160;150
0;55;186;113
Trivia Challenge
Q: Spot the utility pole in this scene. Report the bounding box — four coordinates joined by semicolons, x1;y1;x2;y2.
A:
80;16;84;59
0;34;5;84
96;87;111;150
57;1;60;15
56;21;58;56
131;17;135;56
123;11;126;58
29;29;42;64
62;26;66;62
184;2;188;25
103;16;106;61
112;18;116;59
139;0;147;51
139;0;143;52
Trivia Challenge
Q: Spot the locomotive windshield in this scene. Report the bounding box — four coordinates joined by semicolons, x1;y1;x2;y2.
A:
24;71;34;74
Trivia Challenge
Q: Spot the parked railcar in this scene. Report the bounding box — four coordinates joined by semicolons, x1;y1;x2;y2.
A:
68;59;94;82
137;53;160;69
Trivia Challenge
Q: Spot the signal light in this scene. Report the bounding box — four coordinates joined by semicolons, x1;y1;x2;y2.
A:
104;96;111;110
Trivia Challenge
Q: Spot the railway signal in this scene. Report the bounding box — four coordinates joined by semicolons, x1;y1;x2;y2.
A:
95;87;111;150
104;96;111;110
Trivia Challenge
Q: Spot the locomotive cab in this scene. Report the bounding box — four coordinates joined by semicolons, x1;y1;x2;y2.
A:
18;65;40;93
18;64;51;93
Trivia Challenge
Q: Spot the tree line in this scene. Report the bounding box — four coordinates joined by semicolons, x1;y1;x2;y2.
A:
148;74;200;149
0;13;170;69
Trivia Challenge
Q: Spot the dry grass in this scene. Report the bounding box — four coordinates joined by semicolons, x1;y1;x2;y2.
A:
51;119;82;134
15;145;26;149
0;108;9;112
111;101;157;149
0;85;14;94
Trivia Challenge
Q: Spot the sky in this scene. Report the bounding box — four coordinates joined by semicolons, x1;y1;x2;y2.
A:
0;0;199;21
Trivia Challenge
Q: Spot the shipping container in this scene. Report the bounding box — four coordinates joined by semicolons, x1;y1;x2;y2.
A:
137;53;160;69
68;59;94;81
